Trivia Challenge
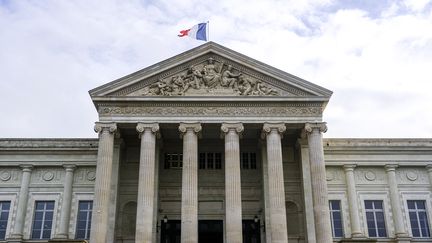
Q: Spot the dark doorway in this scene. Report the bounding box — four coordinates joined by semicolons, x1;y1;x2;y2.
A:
243;220;261;243
199;220;223;243
161;220;181;243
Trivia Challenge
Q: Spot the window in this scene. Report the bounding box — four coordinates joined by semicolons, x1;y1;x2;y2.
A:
199;153;222;169
365;200;387;237
164;153;183;169
329;200;344;237
408;200;430;238
76;201;93;240
31;201;55;240
0;201;11;240
241;153;257;169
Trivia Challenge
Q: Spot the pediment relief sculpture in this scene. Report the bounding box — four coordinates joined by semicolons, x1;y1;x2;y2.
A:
136;58;280;96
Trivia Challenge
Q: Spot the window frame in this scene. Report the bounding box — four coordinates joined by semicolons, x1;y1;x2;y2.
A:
0;201;11;240
0;194;16;241
26;193;59;240
31;200;55;240
329;200;344;238
199;152;223;170
364;200;387;238
359;193;392;238
75;200;93;240
402;192;432;239
71;193;94;239
240;152;257;170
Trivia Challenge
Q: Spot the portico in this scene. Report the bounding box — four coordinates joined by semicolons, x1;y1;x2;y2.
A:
88;42;333;243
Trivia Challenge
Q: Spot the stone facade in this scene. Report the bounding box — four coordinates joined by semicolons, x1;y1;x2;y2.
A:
0;43;431;243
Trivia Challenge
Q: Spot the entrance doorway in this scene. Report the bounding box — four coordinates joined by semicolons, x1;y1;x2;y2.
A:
199;220;223;243
243;220;261;243
160;220;181;243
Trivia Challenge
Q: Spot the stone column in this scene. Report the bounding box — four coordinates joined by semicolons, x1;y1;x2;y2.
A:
9;165;33;241
135;123;159;243
343;164;363;238
54;165;76;239
261;141;272;243
179;123;201;243
90;122;117;243
221;123;244;243
304;122;332;243
261;123;288;242
385;164;409;238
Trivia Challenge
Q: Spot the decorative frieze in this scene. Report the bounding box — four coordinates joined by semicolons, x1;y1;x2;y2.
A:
74;167;97;184
396;167;429;184
98;104;322;117
355;168;386;184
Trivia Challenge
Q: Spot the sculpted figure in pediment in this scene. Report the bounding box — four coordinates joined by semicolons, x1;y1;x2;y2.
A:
202;58;223;88
141;57;280;96
221;65;240;89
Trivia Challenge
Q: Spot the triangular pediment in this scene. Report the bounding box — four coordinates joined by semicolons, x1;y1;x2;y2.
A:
89;42;332;99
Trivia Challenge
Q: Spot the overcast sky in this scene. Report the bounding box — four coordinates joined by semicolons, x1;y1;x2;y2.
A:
1;0;431;138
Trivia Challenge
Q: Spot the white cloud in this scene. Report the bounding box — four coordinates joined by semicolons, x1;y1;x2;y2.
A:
0;0;431;138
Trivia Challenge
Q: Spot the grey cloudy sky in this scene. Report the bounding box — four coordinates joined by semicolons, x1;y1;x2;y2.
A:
1;0;431;138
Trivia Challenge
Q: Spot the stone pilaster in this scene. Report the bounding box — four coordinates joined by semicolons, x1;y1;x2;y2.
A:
304;122;333;243
221;123;244;243
54;165;76;239
385;165;409;239
261;123;288;243
179;123;201;243
135;123;160;243
343;164;364;238
426;165;432;186
90;122;117;243
8;165;33;241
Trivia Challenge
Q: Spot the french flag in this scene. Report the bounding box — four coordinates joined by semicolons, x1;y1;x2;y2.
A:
178;22;208;41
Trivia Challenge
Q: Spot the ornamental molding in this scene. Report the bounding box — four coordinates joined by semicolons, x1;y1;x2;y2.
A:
98;103;322;117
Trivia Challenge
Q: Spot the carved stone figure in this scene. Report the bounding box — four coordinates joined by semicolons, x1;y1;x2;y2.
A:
142;59;279;96
221;65;240;89
202;58;223;88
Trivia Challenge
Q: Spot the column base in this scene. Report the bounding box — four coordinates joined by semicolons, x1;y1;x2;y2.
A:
351;232;366;238
6;234;23;243
395;236;412;243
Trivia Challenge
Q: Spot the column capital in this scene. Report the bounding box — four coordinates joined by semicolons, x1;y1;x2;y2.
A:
426;164;432;172
261;122;286;138
136;123;160;138
385;164;398;172
19;165;33;172
343;164;357;172
221;123;244;138
94;122;117;134
63;164;76;172
179;123;202;138
304;122;327;134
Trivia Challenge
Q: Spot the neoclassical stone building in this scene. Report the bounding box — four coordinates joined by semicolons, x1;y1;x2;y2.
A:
0;42;431;243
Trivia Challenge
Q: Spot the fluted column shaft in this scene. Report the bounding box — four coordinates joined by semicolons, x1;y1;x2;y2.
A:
261;142;272;243
90;122;117;243
10;165;33;239
343;164;363;238
55;165;76;239
221;123;243;243
304;122;332;243
179;123;201;243
136;123;159;243
262;123;288;243
385;165;408;237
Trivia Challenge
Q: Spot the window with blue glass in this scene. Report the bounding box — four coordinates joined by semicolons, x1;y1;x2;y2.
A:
75;201;93;239
408;200;430;238
365;200;387;237
0;201;11;240
31;201;55;240
329;200;344;237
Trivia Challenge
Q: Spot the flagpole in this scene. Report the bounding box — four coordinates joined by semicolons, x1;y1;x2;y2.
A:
207;21;210;42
